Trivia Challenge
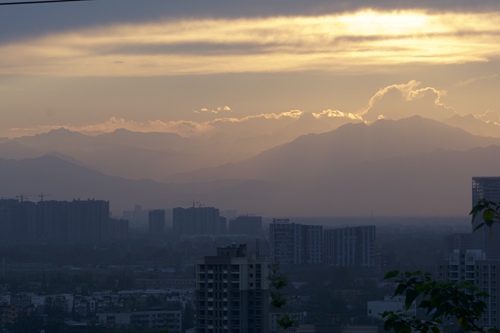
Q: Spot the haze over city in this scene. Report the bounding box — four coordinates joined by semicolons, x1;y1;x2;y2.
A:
2;2;500;333
1;0;500;217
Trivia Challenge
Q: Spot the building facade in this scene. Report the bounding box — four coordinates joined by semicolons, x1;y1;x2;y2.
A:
435;177;500;327
472;177;500;259
195;244;269;333
0;199;113;244
149;209;166;240
173;206;225;236
323;226;376;267
97;309;182;332
437;249;500;327
269;219;323;266
228;215;262;237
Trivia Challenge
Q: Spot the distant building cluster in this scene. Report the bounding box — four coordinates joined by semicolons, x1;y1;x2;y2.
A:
0;199;267;245
0;288;190;333
0;199;127;244
173;206;226;236
172;206;264;239
269;219;376;268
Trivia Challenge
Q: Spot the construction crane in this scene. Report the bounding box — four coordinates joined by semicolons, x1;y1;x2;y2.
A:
15;193;51;202
175;201;205;208
38;193;51;202
16;193;28;202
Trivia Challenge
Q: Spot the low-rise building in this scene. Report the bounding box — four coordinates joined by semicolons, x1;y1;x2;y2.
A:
97;308;182;333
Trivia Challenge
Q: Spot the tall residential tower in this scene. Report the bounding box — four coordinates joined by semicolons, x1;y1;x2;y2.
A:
471;177;500;259
269;219;323;266
195;244;269;333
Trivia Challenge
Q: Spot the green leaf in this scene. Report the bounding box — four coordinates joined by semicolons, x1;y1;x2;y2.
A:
431;326;440;333
384;270;400;279
394;283;408;297
483;208;496;222
405;289;418;310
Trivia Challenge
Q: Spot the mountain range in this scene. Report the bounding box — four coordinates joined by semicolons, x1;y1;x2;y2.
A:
0;116;499;217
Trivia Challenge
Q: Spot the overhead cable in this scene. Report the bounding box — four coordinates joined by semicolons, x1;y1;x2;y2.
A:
0;0;92;6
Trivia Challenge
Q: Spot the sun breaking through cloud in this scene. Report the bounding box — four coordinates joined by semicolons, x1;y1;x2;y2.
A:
2;9;500;76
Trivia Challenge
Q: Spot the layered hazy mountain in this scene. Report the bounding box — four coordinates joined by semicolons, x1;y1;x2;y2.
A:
0;114;356;181
0;116;499;217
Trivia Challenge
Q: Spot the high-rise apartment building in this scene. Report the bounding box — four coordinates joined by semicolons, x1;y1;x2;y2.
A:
173;206;225;236
148;209;166;240
0;199;112;244
471;177;500;259
40;199;110;244
228;215;262;237
323;226;376;267
472;177;500;205
269;219;323;266
437;249;500;327
195;244;269;333
436;177;500;327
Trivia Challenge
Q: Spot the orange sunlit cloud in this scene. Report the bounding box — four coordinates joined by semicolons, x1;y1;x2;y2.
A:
313;110;363;120
362;80;455;122
6;110;312;137
1;10;500;76
6;79;500;139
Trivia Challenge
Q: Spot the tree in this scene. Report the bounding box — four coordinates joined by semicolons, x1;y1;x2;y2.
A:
8;310;44;333
382;199;500;333
470;198;500;231
269;263;296;331
382;270;492;333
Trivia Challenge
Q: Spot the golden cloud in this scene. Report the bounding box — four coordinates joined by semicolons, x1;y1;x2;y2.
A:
2;10;500;76
6;109;330;138
195;106;232;114
313;109;363;120
362;80;455;121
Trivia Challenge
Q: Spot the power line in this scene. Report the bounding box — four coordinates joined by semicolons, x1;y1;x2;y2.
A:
0;0;92;5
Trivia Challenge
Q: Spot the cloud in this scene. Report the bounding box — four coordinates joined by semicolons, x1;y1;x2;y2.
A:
2;10;500;76
195;106;233;114
313;109;363;120
455;74;498;87
8;117;214;138
6;107;360;139
476;110;500;123
361;80;455;122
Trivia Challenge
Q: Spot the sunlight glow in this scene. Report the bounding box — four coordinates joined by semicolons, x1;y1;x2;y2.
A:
5;110;312;138
1;10;500;76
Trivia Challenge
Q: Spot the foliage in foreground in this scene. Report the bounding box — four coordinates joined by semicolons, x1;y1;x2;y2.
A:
470;198;500;231
269;263;296;331
382;199;500;333
382;270;495;333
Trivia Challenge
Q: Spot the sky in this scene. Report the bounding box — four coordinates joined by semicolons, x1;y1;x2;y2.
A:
1;0;500;138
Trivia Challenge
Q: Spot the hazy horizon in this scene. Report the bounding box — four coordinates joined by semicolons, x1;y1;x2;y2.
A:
1;1;500;217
